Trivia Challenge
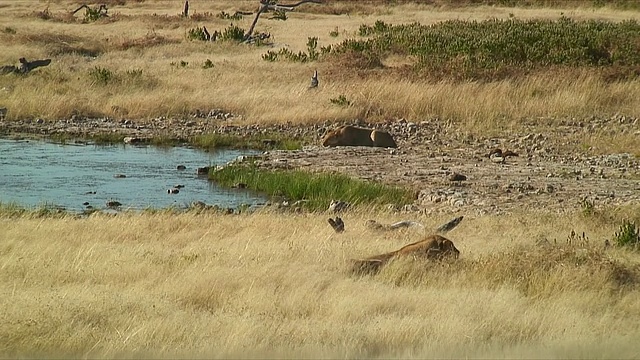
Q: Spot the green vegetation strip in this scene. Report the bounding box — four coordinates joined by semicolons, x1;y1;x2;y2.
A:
210;164;415;211
332;18;640;80
48;132;303;150
192;133;303;151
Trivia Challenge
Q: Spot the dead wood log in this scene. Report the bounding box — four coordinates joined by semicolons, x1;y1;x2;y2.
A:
18;58;52;74
202;26;211;41
244;0;322;41
1;58;52;75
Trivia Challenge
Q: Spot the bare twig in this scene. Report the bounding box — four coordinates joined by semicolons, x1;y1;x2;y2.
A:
72;4;90;14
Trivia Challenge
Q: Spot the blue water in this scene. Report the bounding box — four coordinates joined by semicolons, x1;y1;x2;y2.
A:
0;138;265;212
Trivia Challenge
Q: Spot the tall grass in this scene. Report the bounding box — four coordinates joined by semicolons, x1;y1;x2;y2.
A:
1;210;639;357
1;2;640;129
210;164;415;211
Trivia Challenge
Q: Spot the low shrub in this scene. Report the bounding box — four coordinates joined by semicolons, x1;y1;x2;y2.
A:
613;220;640;249
333;18;640;80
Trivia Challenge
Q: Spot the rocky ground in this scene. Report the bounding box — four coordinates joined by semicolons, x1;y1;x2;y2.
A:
1;113;639;215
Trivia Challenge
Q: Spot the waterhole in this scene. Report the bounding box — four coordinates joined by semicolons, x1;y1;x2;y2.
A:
0;138;265;212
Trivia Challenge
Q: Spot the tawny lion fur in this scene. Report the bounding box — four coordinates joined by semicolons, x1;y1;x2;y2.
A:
352;235;460;275
322;126;397;148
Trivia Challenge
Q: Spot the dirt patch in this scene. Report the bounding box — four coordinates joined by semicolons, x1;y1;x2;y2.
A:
1;116;639;215
259;118;640;215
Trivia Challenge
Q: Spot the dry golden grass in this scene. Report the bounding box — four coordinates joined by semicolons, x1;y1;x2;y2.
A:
1;208;640;358
3;2;640;357
1;0;640;139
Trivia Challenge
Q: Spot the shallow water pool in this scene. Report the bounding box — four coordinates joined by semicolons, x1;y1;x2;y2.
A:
0;138;265;212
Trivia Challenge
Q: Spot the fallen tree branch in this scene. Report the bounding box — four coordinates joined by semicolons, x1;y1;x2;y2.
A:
0;58;52;75
244;0;322;41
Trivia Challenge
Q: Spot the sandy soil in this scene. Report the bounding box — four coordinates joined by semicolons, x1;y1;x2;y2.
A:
2;115;639;215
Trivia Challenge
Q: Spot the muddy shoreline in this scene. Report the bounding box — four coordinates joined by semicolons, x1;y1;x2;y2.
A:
2;115;639;215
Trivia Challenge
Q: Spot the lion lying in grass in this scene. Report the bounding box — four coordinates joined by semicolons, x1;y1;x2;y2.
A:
351;235;460;275
322;125;397;148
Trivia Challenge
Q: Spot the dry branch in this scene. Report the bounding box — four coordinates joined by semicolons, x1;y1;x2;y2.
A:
244;0;323;41
0;58;52;75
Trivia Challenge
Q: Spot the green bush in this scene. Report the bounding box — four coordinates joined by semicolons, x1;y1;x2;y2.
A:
613;220;640;249
330;95;352;107
88;66;114;85
270;9;287;21
187;27;208;41
83;7;105;22
216;11;243;20
261;37;321;63
203;59;214;69
220;24;246;42
333;18;640;80
307;37;319;61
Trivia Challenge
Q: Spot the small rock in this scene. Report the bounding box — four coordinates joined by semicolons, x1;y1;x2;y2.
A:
197;166;210;175
123;136;144;144
177;165;187;171
106;200;122;207
490;155;505;164
449;173;467;182
328;200;350;213
402;204;420;212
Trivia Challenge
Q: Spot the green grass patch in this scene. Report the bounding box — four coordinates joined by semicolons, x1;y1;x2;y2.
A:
44;132;302;150
90;133;126;145
613;220;640;250
192;133;303;151
209;164;415;211
331;18;640;80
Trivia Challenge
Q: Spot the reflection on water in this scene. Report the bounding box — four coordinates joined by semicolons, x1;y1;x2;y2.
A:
0;138;266;212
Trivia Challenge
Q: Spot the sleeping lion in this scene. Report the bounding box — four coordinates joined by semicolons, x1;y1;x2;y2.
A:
351;235;460;275
322;125;397;148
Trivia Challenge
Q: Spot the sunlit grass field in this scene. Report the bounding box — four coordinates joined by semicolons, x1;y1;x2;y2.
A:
2;1;640;358
1;208;640;358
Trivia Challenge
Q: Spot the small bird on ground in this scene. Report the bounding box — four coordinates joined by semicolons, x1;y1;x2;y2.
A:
309;70;318;88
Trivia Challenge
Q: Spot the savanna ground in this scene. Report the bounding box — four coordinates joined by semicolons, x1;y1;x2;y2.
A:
1;0;640;358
